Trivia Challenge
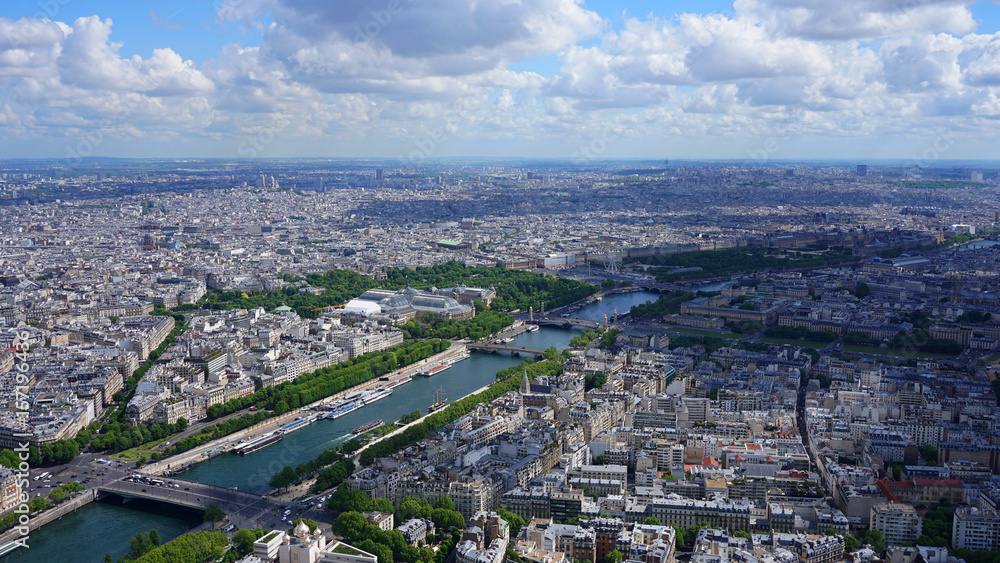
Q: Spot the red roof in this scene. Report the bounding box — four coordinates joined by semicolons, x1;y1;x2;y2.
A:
914;479;964;487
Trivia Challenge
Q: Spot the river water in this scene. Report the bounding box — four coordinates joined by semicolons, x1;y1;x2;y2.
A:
10;292;663;562
5;326;597;561
957;239;1000;251
3;499;201;563
570;291;661;322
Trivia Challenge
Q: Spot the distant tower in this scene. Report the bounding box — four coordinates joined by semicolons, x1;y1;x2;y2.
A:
520;370;530;395
664;159;669;168
376;169;384;183
856;164;868;177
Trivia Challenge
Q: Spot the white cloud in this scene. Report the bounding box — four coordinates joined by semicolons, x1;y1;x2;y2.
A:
733;0;977;40
1;2;1000;158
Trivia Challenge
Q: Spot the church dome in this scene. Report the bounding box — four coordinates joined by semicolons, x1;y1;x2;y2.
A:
295;521;310;538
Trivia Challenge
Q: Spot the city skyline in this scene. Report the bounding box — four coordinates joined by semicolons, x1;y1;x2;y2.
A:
2;1;1000;161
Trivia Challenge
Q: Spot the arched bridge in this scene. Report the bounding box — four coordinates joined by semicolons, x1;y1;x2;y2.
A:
98;477;284;518
534;317;607;329
467;343;548;357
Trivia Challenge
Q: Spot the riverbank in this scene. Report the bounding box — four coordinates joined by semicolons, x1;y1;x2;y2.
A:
142;343;468;477
0;488;99;548
269;378;495;502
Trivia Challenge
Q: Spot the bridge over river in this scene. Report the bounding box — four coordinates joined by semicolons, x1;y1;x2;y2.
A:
98;475;299;530
466;343;548;357
535;316;609;329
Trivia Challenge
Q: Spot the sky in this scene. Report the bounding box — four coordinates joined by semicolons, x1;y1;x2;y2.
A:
2;0;1000;162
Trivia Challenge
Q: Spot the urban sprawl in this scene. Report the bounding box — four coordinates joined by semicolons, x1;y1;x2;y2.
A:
1;160;1000;563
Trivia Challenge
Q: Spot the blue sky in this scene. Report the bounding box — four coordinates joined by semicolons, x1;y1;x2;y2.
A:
2;0;1000;160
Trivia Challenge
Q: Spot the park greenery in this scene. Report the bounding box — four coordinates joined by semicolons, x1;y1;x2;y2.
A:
193;262;598;319
92;418;188;453
191;268;378;319
400;304;514;340
668;335;728;354
764;326;837;343
569;327;605;348
268;441;355;492
598;328;621;350
639;247;860;282
382;261;599;312
122;530;229;563
206;339;449;419
358;359;563;466
629;290;693;319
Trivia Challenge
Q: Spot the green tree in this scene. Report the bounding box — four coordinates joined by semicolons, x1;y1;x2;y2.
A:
149;528;161;547
854;282;870;298
857;529;885;552
607;550;623;563
399;497;432;521
644;517;661;525
129;532;153;560
497;509;527;536
203;503;225;526
359;539;394;563
845;535;860;552
922;444;938;463
433;496;456;511
233;529;258;554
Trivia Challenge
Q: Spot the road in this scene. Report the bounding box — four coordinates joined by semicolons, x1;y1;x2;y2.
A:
100;476;326;532
25;452;136;503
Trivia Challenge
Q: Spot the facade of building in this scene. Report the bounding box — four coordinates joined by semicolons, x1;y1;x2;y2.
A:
871;503;921;546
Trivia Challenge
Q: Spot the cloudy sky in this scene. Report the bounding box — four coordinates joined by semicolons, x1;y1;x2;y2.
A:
2;0;1000;161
